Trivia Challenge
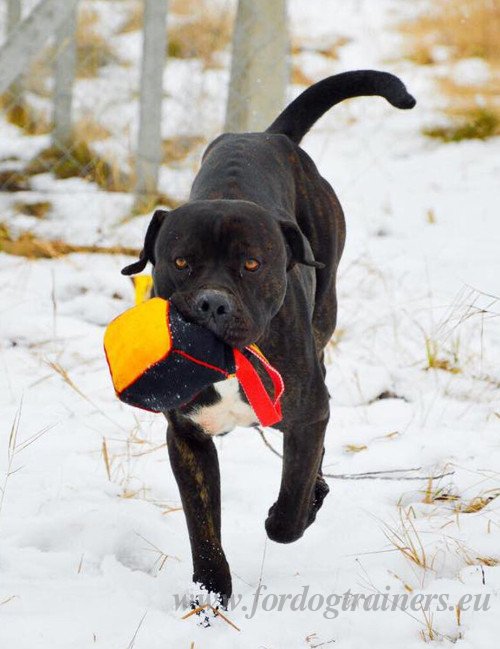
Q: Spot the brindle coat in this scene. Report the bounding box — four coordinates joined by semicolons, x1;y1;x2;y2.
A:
122;70;416;601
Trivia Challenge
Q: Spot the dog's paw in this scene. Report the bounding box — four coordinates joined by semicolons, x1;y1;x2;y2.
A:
189;587;226;627
265;503;305;544
266;476;330;543
191;558;232;600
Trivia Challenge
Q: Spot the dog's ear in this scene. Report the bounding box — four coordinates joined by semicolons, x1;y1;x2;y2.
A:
121;210;168;275
279;221;325;271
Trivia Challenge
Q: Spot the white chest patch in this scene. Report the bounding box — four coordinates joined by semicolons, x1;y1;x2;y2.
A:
187;377;257;436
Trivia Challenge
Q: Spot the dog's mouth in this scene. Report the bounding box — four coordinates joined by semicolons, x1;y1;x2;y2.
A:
170;292;258;349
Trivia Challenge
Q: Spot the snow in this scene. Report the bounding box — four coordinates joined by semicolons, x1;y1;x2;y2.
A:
0;0;499;647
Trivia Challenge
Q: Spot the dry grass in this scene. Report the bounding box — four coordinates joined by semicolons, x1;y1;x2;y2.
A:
454;489;500;513
162;135;205;165
14;200;52;219
384;509;431;572
0;223;140;260
400;0;500;141
117;1;143;34
453;539;500;569
101;438;112;481
429;76;500;140
0;170;31;192
22;54;53;98
0;406;22;519
98;426;178;509
168;9;233;67
344;444;368;454
292;35;351;60
25;141;130;192
76;7;121;78
0;93;50;135
426;208;436;224
400;0;500;66
422;478;459;505
73;115;111;143
291;64;315;87
423;107;500;142
1;404;52;520
474;556;499;566
119;0;233;66
136;532;181;573
424;338;461;374
290;35;351;86
419;608;438;643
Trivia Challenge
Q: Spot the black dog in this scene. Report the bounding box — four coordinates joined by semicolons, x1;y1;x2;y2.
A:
122;70;415;602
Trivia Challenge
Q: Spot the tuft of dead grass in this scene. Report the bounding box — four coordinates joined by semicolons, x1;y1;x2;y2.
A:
14;200;52;219
423;107;500;142
0;93;50;135
292;35;351;60
384;508;431;573
162;135;205;165
422;478;459;505
76;7;121;78
454;489;500;513
167;7;233;68
23;54;53;98
291;64;315;87
0;223;140;259
73;115;111;143
344;444;368;454
424;338;461;374
400;0;500;141
400;0;500;66
0;170;31;192
117;1;143;34
25;141;130;192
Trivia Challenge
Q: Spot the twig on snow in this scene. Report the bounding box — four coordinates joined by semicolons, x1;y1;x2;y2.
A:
256;427;455;482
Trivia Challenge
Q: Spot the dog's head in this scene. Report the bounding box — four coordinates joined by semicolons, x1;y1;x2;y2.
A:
122;200;322;348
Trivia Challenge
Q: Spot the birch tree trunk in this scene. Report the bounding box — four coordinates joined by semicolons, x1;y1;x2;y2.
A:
6;0;22;102
53;3;78;146
225;0;289;133
0;0;80;95
135;0;168;209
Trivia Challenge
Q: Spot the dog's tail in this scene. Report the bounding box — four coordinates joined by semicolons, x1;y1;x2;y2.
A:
266;70;416;144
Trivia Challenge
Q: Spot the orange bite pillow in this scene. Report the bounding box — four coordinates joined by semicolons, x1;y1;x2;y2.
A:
103;298;283;427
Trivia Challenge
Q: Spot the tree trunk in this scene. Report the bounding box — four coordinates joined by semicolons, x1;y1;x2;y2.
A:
135;0;168;209
53;3;78;146
0;0;80;95
225;0;289;133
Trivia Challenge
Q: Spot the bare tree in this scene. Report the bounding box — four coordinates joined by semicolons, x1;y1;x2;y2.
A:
225;0;289;133
135;0;168;210
53;4;78;146
0;0;80;96
5;0;23;106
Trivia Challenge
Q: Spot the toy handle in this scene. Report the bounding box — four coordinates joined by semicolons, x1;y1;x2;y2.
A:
234;347;284;427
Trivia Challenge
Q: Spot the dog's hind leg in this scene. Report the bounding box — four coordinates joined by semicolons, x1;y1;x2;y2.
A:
166;416;232;602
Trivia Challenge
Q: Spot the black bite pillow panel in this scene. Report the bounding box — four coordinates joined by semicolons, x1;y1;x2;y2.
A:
103;297;283;426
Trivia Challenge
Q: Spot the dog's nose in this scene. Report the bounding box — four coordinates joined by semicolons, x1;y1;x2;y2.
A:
195;290;234;322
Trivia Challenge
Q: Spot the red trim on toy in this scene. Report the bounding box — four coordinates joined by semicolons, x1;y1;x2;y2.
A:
234;348;283;427
173;349;231;376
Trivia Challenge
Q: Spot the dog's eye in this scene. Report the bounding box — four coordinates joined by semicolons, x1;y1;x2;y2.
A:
244;259;260;272
174;257;188;270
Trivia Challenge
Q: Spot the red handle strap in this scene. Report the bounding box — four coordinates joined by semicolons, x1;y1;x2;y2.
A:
234;346;284;427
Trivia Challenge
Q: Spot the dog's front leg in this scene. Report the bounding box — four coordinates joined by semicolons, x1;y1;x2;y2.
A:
265;416;329;544
167;415;232;601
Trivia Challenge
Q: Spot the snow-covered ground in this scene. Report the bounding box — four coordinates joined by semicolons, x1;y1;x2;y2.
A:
0;1;499;647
